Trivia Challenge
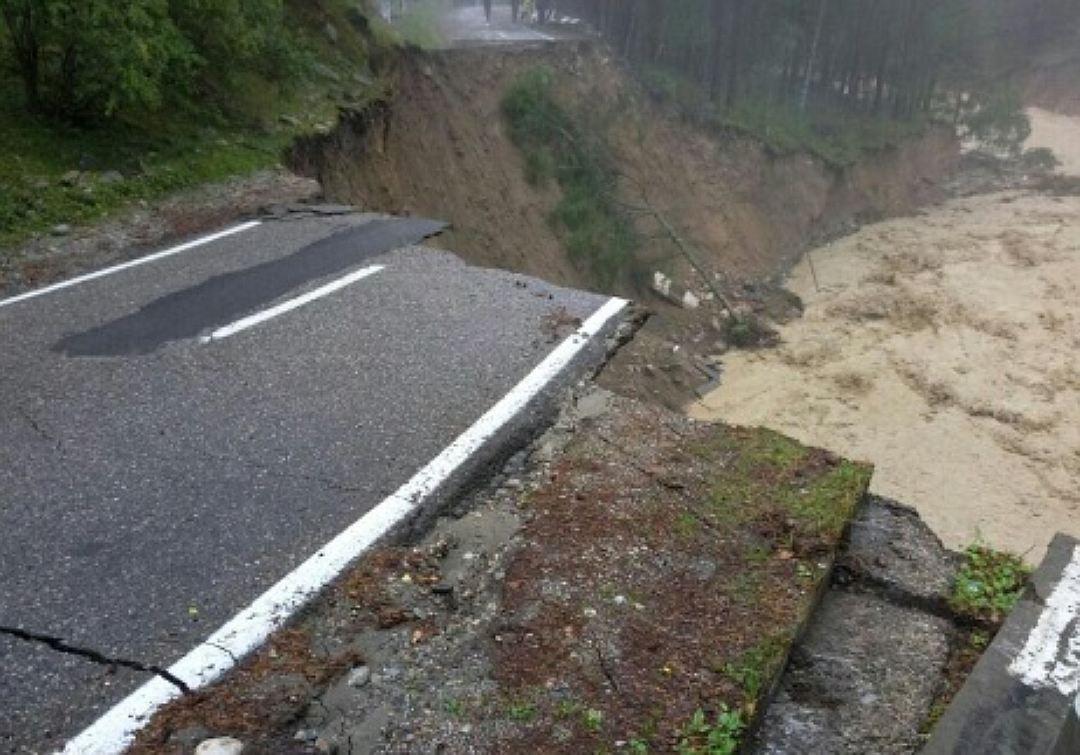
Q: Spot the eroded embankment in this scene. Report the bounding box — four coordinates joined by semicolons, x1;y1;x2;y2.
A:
288;42;959;302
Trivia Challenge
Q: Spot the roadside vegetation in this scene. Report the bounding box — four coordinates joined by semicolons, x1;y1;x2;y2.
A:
949;543;1031;624
0;0;396;249
501;65;639;287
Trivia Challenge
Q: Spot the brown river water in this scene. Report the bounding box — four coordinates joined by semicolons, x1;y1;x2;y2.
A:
692;111;1080;561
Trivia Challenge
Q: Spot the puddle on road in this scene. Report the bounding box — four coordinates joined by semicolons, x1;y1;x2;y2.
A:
692;173;1080;561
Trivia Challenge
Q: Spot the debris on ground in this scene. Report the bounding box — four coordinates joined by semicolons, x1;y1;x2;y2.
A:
131;390;871;754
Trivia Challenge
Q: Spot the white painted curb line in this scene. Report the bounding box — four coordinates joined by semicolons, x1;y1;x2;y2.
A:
1010;546;1080;696
0;222;262;309
60;295;629;754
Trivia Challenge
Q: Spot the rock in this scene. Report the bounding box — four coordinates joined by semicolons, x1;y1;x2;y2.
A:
60;170;81;187
294;729;318;742
168;724;211;748
99;170;124;184
650;271;700;309
195;737;244;755
347;665;371;687
50;224;71;237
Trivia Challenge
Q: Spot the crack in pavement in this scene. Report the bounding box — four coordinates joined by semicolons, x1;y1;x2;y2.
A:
0;624;190;693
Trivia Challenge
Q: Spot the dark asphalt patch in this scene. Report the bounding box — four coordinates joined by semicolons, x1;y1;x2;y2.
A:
54;216;447;356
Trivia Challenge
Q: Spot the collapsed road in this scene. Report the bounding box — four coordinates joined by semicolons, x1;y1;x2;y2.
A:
0;209;627;754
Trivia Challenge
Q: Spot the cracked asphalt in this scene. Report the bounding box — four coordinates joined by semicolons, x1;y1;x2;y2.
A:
0;212;614;753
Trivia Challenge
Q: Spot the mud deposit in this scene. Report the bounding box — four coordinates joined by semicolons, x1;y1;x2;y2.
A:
692;189;1080;561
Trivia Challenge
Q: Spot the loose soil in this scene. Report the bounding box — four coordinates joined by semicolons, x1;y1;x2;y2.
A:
130;391;871;754
691;185;1080;562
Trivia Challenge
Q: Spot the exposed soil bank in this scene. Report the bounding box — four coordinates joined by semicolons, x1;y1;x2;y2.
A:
691;189;1080;562
289;42;959;300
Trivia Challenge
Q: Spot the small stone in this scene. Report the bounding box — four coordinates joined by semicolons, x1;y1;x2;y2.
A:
195;737;244;755
60;170;81;187
315;738;337;754
100;170;124;184
279;114;300;127
168;724;210;748
324;22;339;43
294;729;318;742
50;224;71;236
347;665;371;687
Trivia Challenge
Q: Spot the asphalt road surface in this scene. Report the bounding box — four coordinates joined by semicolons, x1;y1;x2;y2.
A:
0;211;619;753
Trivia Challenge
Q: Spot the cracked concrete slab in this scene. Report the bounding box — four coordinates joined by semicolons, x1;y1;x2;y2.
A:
0;215;618;752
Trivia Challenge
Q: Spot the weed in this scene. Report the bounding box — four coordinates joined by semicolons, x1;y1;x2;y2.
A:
676;706;744;755
507;702;537;723
950;544;1030;623
724;634;788;699
583;707;604;731
502;66;639;287
628;738;650;754
556;699;581;718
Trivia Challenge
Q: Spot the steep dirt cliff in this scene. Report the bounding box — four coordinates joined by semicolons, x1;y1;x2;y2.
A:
289;41;959;409
290;42;959;296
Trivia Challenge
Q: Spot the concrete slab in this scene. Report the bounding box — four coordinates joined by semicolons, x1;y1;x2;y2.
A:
924;533;1080;755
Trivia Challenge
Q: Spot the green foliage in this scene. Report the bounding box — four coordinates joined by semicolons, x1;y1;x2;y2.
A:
676;706;744;755
0;0;195;119
724;634;788;698
1020;147;1060;173
959;88;1031;157
950;544;1030;622
0;95;289;247
507;701;537;722
582;707;604;731
502;66;639;287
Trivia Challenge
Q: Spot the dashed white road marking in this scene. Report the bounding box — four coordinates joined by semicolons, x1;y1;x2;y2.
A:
60;295;629;755
200;264;384;343
1009;545;1080;696
0;222;262;309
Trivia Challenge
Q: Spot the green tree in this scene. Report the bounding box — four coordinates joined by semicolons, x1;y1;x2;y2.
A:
0;0;193;119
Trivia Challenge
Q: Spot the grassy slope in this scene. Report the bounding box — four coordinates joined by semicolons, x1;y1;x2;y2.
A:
0;0;404;251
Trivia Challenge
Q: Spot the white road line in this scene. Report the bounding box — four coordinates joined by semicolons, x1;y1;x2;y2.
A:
60;295;629;755
0;222;262;309
1009;545;1080;696
200;264;385;343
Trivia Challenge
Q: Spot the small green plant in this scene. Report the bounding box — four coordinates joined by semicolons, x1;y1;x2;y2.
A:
677;706;744;755
508;701;538;722
556;698;581;718
950;544;1030;623
583;707;604;731
444;697;465;717
724;634;788;698
628;738;650;754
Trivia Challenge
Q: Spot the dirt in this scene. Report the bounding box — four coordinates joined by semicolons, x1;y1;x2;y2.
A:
690;185;1080;563
0;169;320;297
288;41;960;410
130;389;872;754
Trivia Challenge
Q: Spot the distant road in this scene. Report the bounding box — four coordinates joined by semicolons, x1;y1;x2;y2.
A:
437;4;568;46
0;211;624;753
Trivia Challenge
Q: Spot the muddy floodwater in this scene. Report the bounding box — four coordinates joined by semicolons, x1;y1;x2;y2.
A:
693;122;1080;560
